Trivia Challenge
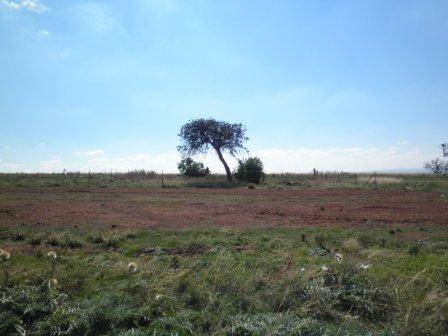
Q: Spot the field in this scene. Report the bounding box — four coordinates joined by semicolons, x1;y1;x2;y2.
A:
1;173;448;335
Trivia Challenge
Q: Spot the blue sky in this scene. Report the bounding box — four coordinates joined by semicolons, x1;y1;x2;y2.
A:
0;0;447;173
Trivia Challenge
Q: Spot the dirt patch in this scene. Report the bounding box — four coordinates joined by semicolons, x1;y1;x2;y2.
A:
0;187;447;230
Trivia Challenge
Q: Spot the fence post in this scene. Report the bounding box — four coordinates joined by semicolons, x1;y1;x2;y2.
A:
354;173;357;185
88;171;91;189
161;171;164;188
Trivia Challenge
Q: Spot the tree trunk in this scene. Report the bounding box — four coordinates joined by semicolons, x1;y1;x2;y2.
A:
215;148;233;182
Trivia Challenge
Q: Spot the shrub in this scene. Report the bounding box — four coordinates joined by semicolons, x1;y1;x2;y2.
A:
234;157;264;184
0;281;66;335
12;232;26;241
409;245;420;256
63;236;85;249
102;234;124;249
90;234;105;244
424;158;448;175
47;235;63;247
29;234;44;246
177;157;210;177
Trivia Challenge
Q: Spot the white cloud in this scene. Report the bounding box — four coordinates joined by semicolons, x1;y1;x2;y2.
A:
398;140;408;145
38;30;50;38
0;163;21;172
254;147;433;172
38;158;62;171
39;145;437;173
75;149;105;157
21;0;47;12
76;3;118;33
80;151;180;172
1;0;48;12
55;49;71;59
2;1;20;10
0;146;437;173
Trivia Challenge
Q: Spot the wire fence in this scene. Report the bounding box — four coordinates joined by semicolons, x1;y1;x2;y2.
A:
0;169;439;190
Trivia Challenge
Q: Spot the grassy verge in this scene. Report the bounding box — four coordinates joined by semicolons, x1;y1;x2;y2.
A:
1;226;448;335
1;172;447;192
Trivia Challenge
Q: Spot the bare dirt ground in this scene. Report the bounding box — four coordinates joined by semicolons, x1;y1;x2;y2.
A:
0;187;447;230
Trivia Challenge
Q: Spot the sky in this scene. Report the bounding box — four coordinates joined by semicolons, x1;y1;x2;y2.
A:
0;0;447;173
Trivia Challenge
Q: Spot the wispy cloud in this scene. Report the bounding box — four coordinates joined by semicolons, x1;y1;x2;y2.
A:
38;29;50;38
82;152;179;172
143;0;176;12
23;145;436;173
75;149;105;157
254;147;431;172
76;2;120;33
38;158;62;171
0;163;21;171
1;0;48;13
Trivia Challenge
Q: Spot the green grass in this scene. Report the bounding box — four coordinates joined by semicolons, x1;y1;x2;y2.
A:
1;226;448;335
1;171;447;192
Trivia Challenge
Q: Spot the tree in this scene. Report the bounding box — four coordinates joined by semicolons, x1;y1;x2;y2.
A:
424;158;448;175
178;118;248;182
234;157;265;184
177;157;210;177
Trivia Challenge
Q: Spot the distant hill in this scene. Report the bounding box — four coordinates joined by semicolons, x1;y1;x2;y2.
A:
376;168;427;174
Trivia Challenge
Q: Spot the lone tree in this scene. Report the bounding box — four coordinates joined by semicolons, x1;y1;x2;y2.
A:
178;118;248;182
423;144;448;175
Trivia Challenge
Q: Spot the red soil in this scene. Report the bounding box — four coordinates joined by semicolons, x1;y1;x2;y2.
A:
0;187;447;230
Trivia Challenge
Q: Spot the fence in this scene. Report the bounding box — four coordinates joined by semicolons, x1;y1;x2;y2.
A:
0;169;432;189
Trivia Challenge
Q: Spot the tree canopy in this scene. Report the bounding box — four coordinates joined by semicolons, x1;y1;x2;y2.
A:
178;118;248;181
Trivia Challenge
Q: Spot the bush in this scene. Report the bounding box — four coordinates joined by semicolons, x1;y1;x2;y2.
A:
424;158;448;175
234;157;264;184
177;157;210;177
0;281;66;335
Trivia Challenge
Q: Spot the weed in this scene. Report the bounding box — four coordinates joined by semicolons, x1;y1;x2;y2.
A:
409;245;420;256
12;232;26;241
1;227;448;335
29;234;44;246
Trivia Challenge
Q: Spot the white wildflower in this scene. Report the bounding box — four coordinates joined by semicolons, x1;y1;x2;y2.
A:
334;253;343;263
359;263;371;270
47;251;57;259
128;261;138;272
322;265;332;272
0;249;11;261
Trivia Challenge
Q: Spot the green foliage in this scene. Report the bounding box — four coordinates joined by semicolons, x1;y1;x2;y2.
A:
409;245;420;256
178;118;248;157
0;280;66;335
234;157;265;184
178;118;249;181
29;234;44;246
2;227;448;335
1;172;447;192
178;157;210;177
